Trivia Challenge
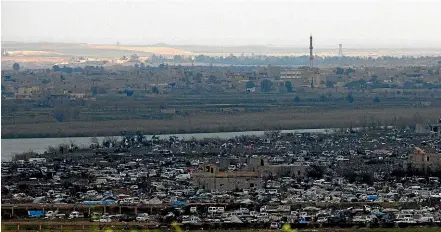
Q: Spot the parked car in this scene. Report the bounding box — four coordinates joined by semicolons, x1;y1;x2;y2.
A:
99;215;112;223
136;213;149;222
68;211;83;219
119;214;137;222
270;222;280;229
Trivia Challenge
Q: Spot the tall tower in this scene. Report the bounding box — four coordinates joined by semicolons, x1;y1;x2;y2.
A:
309;35;314;69
338;44;343;58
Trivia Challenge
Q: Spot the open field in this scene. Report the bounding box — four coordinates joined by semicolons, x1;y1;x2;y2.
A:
2;106;440;138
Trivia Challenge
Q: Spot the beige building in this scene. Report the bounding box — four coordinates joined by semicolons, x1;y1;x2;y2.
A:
192;156;308;191
16;86;41;99
411;147;441;172
247;157;307;177
69;92;87;99
256;65;281;79
415;120;441;136
280;69;303;79
191;164;263;191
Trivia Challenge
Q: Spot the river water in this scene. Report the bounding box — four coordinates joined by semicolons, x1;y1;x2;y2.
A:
1;128;335;161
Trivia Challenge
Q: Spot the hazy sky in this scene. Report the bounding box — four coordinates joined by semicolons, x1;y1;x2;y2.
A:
2;0;441;48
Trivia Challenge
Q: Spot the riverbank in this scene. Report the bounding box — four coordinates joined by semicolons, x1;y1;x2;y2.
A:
1;128;333;161
2;107;439;139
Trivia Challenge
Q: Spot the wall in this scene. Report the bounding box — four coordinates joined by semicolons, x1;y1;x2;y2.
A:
193;176;263;191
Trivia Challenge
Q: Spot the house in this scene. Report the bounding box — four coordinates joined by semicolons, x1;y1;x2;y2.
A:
69;92;87;99
160;108;176;114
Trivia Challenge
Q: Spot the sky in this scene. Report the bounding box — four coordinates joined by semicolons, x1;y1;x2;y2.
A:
2;0;441;48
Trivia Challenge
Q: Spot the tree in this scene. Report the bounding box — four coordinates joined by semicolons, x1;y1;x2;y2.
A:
195;73;203;83
91;86;106;96
52;65;61;72
90;137;99;146
373;96;380;103
135;130;145;143
260;79;273;92
152;86;159;94
326;80;335;88
123;89;134;96
52;107;66;122
208;75;217;84
12;63;20;71
335;67;344;75
284;81;293;92
306;165;326;179
346;93;355;103
245;81;255;89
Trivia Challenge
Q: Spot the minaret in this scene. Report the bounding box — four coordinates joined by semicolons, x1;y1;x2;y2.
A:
309;34;313;69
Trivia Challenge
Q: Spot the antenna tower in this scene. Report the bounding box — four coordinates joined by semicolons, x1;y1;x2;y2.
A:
309;35;314;69
338;44;343;58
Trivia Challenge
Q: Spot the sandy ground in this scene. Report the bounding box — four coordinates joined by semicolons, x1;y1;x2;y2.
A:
1;56;69;63
5;50;63;56
86;44;194;56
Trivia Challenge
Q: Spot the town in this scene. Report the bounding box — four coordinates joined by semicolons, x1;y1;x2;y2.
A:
2;124;441;230
2;52;441;138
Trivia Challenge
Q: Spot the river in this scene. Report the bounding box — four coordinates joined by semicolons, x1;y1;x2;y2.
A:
1;128;336;161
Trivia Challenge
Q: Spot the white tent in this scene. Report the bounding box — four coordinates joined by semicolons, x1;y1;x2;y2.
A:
230;215;243;223
146;197;163;205
240;199;254;204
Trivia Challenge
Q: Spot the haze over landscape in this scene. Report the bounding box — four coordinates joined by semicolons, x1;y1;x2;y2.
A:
2;0;441;48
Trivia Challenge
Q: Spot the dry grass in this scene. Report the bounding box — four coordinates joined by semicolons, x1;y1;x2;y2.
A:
2;107;440;138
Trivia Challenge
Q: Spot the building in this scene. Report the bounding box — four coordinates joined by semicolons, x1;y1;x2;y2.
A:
191;164;263;191
256;65;281;79
69;92;87;99
411;147;441;172
219;157;308;178
280;69;303;79
415;120;441;136
15;86;41;99
247;157;307;178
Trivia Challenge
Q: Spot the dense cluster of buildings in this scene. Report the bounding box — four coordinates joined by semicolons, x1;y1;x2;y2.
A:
2;125;441;228
2;61;441;100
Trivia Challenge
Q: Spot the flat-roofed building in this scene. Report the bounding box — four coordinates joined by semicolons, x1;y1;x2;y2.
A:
191;164;263;191
280;69;303;79
411;147;441;172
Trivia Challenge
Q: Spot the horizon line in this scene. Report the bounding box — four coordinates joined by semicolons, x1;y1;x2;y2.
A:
2;40;441;50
